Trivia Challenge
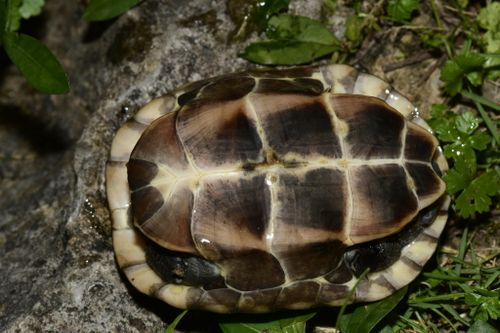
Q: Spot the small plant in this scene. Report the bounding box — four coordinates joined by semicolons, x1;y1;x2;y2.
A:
5;0;495;331
1;0;69;93
0;0;142;94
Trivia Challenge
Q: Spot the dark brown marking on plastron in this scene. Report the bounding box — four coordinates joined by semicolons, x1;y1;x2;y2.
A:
324;260;354;284
277;168;347;231
239;289;281;312
193;173;270;244
406;163;443;199
349;164;418;241
254;78;324;95
331;95;404;159
130;186;164;224
215;109;263;163
177;100;264;169
177;79;213;106
249;66;317;78
275;281;320;307
186;76;256;108
262;101;342;158
200;288;241;311
317;283;349;304
294;78;325;93
220;250;285;291
127;158;159;191
276;240;346;281
137;185;195;252
130;112;189;170
405;125;436;161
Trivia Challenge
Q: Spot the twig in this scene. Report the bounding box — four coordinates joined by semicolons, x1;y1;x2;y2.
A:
416;54;447;86
383;51;435;72
443;5;477;17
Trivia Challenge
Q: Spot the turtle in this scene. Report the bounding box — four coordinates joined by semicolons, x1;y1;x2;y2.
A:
106;64;450;313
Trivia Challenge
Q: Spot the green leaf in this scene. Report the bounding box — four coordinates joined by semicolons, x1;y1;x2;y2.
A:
440;53;486;96
220;320;282;333
440;59;463;95
0;0;6;36
467;320;500;333
455;53;488;72
338;286;407;333
468;132;491;151
5;0;22;32
461;90;500;145
386;0;420;22
444;167;472;195
83;0;141;21
241;40;338;65
466;71;483;87
241;14;340;65
443;142;475;165
19;0;44;19
220;312;315;333
484;53;500;80
455;170;500;218
324;0;337;12
164;310;188;333
280;312;315;333
267;15;340;46
345;14;364;44
465;292;500;321
442;144;476;194
3;32;69;94
457;0;468;9
429;103;447;119
254;0;290;31
455;111;479;135
478;2;500;32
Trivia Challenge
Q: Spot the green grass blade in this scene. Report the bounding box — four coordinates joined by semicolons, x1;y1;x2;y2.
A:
461;90;500;145
430;308;459;333
335;268;370;330
441;303;470;326
455;227;469;276
164;310;188;333
484;270;500;288
409;293;466;303
422;272;478;282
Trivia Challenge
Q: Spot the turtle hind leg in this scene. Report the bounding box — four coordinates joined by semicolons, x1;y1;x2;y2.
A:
145;240;226;290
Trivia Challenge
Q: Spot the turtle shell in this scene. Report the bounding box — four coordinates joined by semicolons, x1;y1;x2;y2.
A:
106;64;449;313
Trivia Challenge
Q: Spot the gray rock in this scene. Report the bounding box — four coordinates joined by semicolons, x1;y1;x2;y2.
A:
0;0;444;332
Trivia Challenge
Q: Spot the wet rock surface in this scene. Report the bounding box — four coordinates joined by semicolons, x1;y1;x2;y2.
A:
0;0;444;332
